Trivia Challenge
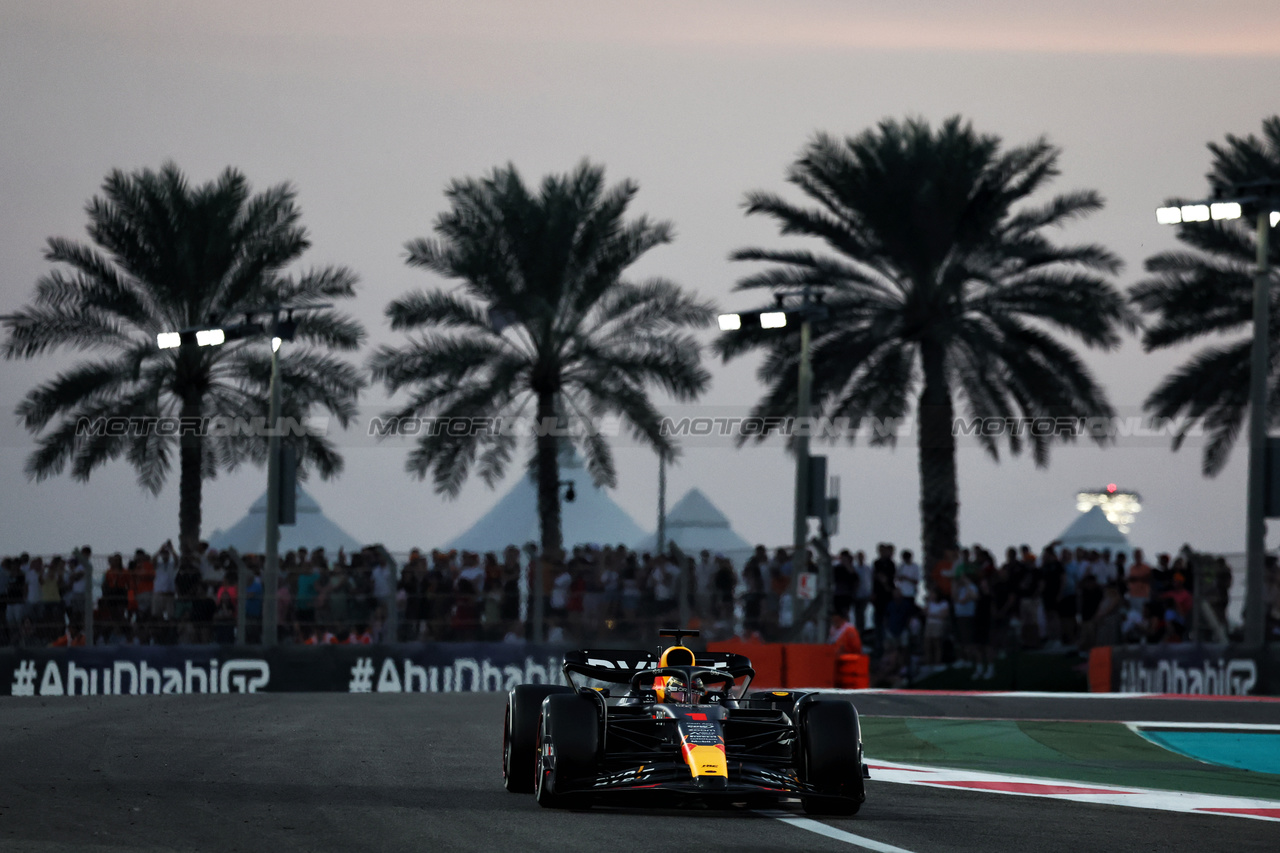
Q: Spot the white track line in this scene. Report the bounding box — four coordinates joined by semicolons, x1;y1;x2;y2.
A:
1126;721;1280;731
756;811;917;852
867;758;1280;822
824;688;1278;700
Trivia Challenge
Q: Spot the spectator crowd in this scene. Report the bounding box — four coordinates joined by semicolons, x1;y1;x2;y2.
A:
837;542;1250;682
4;536;1279;686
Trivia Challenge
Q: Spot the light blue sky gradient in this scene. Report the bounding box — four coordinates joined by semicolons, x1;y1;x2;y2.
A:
3;1;1279;557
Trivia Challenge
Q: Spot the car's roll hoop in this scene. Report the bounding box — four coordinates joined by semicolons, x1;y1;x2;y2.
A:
628;665;737;693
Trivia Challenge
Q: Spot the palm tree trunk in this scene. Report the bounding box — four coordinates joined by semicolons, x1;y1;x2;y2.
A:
534;389;563;561
178;395;203;557
917;340;958;583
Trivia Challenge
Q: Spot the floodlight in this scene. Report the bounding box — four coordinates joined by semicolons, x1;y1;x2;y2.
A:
195;328;226;347
717;313;742;331
760;311;787;329
157;332;182;349
1210;202;1242;220
1180;204;1210;222
1155;206;1182;225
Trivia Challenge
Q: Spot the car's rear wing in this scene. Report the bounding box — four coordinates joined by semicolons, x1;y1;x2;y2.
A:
562;649;755;694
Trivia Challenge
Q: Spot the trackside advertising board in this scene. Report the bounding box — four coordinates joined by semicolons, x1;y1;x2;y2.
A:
1108;643;1275;696
1;644;570;697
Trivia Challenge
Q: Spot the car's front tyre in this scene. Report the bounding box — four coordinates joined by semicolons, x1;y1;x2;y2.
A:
504;684;574;793
799;699;865;816
534;693;599;809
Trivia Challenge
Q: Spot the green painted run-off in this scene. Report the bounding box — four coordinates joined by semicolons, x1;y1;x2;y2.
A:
861;717;1280;802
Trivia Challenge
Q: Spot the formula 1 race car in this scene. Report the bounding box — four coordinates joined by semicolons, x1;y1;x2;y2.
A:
502;629;868;814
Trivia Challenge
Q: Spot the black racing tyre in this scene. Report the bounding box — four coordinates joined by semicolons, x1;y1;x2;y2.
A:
504;684;573;793
799;699;865;816
534;693;600;809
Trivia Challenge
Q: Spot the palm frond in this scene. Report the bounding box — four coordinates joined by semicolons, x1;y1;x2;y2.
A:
8;162;364;545
386;160;709;519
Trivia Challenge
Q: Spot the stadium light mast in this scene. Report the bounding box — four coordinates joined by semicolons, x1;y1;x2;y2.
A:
157;303;330;646
719;286;828;632
1156;185;1279;647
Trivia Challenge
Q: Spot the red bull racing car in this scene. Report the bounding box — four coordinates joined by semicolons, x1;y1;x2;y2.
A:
502;630;868;814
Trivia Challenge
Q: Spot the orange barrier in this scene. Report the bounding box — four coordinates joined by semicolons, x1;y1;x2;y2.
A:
707;640;784;688
1088;646;1113;693
781;643;837;689
707;641;849;689
836;653;870;689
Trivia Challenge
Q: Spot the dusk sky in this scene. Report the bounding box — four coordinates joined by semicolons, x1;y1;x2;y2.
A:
3;1;1280;558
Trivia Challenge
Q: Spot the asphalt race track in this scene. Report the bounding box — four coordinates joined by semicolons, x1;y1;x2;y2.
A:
2;692;1276;852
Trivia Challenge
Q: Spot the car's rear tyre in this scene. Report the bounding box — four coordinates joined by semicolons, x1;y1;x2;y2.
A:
504;684;573;793
800;699;865;816
534;693;599;809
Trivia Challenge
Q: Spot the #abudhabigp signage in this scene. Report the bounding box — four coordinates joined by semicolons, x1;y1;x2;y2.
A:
1;644;569;697
10;657;270;697
1111;644;1270;696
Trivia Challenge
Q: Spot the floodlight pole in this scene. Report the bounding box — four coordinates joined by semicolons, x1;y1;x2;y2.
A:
718;291;823;634
155;302;328;648
657;451;667;555
263;335;282;647
791;313;813;628
1244;208;1270;648
1157;196;1273;647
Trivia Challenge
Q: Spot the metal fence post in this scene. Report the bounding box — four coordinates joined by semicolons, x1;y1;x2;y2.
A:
227;547;248;646
677;550;690;631
376;545;398;644
1192;554;1202;644
533;555;545;644
83;562;94;644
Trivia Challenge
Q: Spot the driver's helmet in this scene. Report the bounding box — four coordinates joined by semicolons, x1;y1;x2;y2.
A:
653;671;698;703
654;646;697;703
656;672;713;704
660;676;692;704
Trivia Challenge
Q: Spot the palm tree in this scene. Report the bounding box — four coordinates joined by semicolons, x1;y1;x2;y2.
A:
1131;116;1280;475
717;117;1132;574
2;163;366;555
369;161;713;558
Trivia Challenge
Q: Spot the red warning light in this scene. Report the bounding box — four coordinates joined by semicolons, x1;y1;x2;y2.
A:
1106;483;1117;493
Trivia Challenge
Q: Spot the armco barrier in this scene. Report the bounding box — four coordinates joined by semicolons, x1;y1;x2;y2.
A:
1;643;571;697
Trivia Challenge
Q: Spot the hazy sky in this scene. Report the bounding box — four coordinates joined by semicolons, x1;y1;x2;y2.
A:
3;1;1280;558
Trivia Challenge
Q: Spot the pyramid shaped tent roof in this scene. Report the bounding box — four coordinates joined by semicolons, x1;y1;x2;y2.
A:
1055;505;1132;557
632;488;754;562
443;461;646;553
208;484;364;555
